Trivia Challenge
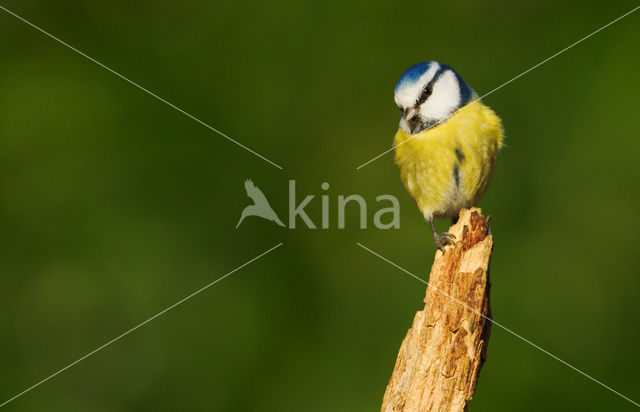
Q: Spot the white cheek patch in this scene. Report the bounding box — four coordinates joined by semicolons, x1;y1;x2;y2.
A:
394;62;441;108
418;70;461;122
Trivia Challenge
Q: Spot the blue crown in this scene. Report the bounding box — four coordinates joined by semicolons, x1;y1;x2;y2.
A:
395;61;474;105
395;62;433;93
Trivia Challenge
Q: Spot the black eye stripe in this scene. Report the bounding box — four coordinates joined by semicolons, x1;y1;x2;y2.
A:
415;66;448;107
416;83;433;105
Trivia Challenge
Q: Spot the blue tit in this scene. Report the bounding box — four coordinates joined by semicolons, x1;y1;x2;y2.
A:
393;61;503;251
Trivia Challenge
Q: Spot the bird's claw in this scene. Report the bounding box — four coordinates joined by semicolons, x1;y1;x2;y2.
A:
434;232;456;252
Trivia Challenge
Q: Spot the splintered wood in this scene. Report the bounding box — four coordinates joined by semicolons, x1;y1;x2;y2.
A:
381;208;493;412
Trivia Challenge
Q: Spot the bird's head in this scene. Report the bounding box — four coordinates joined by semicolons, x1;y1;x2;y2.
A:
394;61;475;135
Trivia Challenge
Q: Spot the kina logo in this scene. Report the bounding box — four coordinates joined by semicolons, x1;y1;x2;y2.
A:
236;180;285;228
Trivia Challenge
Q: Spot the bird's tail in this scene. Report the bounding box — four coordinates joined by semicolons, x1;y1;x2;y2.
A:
272;215;285;227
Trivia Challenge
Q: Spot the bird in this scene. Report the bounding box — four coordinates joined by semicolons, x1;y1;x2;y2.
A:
393;61;503;251
236;179;285;228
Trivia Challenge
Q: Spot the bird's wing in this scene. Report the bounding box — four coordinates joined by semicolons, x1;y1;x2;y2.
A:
244;179;255;194
245;179;269;206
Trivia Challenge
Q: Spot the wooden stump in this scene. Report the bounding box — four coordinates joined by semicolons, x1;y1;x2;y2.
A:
381;208;493;412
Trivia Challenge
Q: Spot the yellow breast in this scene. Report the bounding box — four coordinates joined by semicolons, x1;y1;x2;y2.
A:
394;100;503;220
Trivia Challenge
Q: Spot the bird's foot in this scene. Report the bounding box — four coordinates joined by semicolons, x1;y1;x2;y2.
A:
434;232;456;252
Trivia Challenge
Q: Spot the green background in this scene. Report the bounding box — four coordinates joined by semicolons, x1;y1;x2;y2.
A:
1;1;639;410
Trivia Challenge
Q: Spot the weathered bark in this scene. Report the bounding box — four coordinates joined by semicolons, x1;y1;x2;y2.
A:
381;208;493;412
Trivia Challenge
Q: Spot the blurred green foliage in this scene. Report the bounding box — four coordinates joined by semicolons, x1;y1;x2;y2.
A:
1;1;639;410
